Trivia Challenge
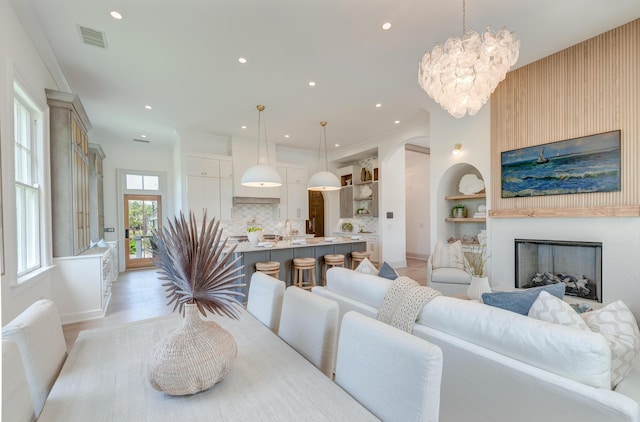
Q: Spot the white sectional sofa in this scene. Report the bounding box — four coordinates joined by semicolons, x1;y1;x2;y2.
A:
312;267;640;422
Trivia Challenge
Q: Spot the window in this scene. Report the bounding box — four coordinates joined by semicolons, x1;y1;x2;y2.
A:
14;86;42;275
126;174;159;191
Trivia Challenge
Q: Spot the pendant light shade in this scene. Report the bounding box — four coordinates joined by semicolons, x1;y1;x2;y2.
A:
308;121;341;191
241;105;282;187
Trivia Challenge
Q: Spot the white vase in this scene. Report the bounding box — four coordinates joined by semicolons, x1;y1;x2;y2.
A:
247;231;261;246
467;276;491;301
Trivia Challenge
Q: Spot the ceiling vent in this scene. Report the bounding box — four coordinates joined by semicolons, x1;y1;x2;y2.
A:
78;25;107;49
133;138;150;143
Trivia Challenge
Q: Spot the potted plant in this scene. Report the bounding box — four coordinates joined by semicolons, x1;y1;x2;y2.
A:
451;204;466;218
147;211;245;395
463;243;491;301
341;222;353;232
246;226;263;245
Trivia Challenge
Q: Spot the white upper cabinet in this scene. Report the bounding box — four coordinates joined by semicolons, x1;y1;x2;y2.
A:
187;156;220;177
186;155;233;222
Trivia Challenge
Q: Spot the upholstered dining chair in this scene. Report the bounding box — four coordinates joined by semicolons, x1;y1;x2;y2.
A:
278;286;339;377
246;271;286;333
2;299;68;418
2;338;36;422
335;311;443;422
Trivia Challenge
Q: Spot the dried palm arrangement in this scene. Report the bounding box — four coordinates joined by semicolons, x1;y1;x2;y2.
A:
150;210;245;318
148;211;245;395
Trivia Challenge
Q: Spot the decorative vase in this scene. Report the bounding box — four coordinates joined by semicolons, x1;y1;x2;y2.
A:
467;276;491;301
247;231;261;246
147;303;237;395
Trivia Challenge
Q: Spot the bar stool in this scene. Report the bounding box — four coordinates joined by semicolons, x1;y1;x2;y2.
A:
255;261;281;278
322;254;345;286
293;257;317;290
351;250;370;269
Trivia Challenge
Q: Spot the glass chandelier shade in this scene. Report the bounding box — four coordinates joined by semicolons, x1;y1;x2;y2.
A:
241;104;282;187
418;0;519;118
308;121;341;191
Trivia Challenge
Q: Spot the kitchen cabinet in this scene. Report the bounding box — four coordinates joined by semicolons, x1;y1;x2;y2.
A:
339;163;378;218
340;186;353;218
276;165;309;220
47;89;92;257
186;155;233;222
88;144;105;242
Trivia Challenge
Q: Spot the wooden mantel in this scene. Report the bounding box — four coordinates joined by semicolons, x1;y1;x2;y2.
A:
489;205;640;218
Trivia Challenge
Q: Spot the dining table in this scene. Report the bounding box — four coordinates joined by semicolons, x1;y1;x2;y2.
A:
38;309;378;421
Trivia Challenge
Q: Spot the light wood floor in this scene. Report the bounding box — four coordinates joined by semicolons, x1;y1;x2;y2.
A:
62;258;427;350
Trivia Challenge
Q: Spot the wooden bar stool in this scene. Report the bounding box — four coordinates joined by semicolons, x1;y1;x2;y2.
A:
322;254;345;286
350;250;370;269
255;261;281;278
293;257;317;290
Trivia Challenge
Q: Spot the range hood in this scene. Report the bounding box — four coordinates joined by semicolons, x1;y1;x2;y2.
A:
233;196;280;205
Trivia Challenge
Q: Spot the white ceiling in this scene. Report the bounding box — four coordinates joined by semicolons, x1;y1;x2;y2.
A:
14;0;640;152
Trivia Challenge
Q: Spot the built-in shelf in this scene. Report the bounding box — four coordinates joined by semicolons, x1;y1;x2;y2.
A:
445;217;487;223
445;193;486;200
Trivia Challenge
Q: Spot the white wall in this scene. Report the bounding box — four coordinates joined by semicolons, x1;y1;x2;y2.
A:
405;150;430;260
0;0;63;323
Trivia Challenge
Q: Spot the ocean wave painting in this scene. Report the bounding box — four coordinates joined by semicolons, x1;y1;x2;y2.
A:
501;130;621;198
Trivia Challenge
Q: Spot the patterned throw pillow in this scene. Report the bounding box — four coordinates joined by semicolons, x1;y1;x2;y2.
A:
528;291;589;330
432;240;464;270
355;257;379;276
378;261;399;280
581;301;640;388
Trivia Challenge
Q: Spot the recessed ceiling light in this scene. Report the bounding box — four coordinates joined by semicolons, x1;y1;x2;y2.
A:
141;134;147;138
238;57;247;64
241;125;247;129
308;81;316;87
394;120;400;124
144;105;152;110
382;22;391;30
375;103;382;108
284;134;290;138
334;144;340;147
110;11;123;20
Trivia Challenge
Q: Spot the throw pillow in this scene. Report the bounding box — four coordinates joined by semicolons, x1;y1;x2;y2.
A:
378;261;399;280
481;282;566;315
581;301;640;388
528;291;589;330
355;257;379;276
432;240;464;270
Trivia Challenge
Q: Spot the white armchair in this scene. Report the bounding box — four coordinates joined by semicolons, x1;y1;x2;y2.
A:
427;240;471;296
2;338;36;422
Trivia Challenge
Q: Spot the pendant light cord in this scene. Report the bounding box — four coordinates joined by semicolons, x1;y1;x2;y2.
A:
256;104;272;166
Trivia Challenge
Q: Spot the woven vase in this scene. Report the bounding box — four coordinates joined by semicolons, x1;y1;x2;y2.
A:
147;304;237;395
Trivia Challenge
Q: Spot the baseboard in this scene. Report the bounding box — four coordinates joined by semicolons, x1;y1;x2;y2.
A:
60;308;105;324
406;252;428;261
387;259;407;268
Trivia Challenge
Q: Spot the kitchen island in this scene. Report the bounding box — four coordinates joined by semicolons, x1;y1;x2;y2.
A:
227;237;367;294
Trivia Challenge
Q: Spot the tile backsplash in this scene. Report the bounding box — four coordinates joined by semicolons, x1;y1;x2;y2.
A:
221;204;306;236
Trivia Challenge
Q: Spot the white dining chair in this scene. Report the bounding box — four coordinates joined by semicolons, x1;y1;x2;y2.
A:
278;286;339;377
246;271;286;333
3;338;36;422
2;299;68;418
335;311;443;422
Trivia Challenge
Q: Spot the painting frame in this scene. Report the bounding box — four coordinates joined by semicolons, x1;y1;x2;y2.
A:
501;130;621;198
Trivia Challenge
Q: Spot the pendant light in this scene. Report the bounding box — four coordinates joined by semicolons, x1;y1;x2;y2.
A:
308;121;341;191
241;104;282;187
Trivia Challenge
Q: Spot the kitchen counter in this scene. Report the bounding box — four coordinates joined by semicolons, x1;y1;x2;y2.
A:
227;237;367;295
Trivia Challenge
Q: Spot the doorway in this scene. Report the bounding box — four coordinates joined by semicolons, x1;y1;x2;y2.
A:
307;191;325;237
124;194;162;269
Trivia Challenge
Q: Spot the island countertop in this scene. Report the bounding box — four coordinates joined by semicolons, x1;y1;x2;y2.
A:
227;237;368;294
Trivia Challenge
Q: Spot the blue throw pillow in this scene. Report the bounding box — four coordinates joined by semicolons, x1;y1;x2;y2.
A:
378;261;399;280
481;282;566;315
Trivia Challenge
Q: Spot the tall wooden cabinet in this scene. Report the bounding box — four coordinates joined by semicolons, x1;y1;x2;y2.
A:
46;89;93;257
89;144;105;241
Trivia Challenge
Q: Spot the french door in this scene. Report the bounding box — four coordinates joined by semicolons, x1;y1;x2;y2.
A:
124;194;162;269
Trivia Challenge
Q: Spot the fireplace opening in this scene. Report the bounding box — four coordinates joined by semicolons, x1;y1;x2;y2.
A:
515;239;602;303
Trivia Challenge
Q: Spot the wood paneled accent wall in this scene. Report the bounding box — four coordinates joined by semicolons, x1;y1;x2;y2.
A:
490;19;639;218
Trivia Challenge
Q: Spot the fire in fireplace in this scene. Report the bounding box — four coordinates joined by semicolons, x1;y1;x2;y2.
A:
515;239;602;303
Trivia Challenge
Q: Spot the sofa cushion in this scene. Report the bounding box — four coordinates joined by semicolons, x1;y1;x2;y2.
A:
432;240;464;270
355;258;379;276
482;283;566;315
581;300;640;388
417;296;612;388
528;291;589;330
431;267;471;284
325;267;391;309
378;261;399;280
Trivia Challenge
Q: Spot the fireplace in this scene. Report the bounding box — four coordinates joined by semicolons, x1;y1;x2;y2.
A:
515;239;602;303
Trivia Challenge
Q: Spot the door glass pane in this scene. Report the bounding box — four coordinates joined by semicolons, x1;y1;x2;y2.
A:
128;199;158;260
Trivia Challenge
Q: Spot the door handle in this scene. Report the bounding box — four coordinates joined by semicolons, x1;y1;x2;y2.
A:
125;229;130;239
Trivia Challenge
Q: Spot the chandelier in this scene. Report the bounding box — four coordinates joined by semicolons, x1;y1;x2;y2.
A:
241;105;282;187
418;0;519;118
308;121;341;191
